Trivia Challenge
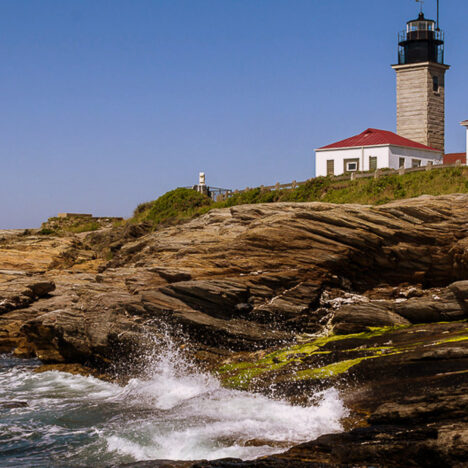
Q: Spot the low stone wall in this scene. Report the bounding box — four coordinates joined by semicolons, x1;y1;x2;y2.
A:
57;213;92;219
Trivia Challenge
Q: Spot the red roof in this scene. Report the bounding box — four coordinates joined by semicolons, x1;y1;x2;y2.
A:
318;128;440;152
443;153;466;165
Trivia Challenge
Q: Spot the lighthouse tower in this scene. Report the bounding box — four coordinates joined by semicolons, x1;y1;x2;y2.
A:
392;9;449;152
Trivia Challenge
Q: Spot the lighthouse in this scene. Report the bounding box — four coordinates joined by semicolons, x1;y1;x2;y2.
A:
392;6;449;152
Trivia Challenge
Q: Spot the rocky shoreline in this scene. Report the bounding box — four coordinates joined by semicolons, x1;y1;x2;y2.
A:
1;194;467;467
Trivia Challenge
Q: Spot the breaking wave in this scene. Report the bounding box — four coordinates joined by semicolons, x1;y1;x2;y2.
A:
0;336;347;466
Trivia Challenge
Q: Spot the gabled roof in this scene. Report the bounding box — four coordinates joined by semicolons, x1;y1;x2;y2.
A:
317;128;440;152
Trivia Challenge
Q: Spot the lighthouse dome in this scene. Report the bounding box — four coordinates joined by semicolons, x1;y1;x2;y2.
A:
398;12;444;65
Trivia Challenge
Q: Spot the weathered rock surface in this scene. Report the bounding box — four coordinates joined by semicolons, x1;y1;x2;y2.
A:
0;278;56;354
331;301;410;334
0;194;467;467
394;288;467;323
0;232;100;273
0;279;55;315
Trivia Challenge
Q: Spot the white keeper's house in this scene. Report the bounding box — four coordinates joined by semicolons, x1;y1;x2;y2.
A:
315;128;442;177
462;120;468;157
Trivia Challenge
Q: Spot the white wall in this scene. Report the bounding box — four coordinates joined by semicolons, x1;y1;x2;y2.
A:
465;125;468;158
389;146;442;169
315;145;443;176
315;146;389;177
459;122;468;158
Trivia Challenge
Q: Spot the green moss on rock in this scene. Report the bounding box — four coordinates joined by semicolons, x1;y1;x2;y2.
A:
293;357;370;380
435;334;468;345
217;326;409;389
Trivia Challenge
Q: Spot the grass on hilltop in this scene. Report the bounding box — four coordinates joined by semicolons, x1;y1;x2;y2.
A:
130;166;468;228
38;218;123;236
132;187;213;226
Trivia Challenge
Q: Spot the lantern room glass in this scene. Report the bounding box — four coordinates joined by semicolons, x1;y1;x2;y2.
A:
407;20;435;33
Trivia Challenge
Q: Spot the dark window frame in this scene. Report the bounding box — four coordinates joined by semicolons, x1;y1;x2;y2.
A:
343;158;360;173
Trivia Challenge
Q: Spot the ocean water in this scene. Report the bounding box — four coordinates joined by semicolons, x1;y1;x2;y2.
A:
0;338;347;467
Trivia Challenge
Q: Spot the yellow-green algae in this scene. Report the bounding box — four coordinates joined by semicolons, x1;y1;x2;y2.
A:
217;341;331;388
217;324;468;390
217;325;408;389
293;357;370;380
222;367;266;390
293;348;404;381
435;334;468;345
307;325;408;346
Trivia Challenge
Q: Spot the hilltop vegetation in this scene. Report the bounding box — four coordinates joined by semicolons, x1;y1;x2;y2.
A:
132;187;212;226
38;216;123;236
132;166;468;228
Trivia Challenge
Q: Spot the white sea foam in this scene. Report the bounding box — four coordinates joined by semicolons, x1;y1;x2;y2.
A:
97;334;348;461
101;384;346;461
0;336;348;465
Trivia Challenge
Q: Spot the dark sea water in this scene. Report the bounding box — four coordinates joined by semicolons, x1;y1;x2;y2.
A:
0;342;346;467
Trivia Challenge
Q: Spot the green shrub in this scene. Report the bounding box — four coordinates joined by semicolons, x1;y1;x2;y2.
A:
133;188;213;226
38;228;55;235
69;221;100;233
133;201;154;218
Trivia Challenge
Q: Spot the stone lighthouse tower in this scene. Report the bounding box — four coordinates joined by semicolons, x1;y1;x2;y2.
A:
392;8;449;152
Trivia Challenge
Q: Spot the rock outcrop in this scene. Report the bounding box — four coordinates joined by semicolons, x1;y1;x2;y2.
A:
18;194;468;362
0;194;467;467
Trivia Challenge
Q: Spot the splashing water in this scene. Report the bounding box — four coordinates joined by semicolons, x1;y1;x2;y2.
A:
0;336;347;467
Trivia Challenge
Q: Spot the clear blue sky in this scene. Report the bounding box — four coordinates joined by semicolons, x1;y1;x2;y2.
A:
1;0;467;229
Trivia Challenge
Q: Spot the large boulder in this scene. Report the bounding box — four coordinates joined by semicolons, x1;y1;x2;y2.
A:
332;301;410;334
394;289;467;323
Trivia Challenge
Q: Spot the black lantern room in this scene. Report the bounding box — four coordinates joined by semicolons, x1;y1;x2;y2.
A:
398;13;445;65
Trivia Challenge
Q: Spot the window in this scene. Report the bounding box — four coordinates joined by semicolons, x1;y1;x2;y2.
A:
326;160;334;176
369;156;378;171
399;157;405;168
343;158;359;173
433;76;439;92
412;159;421;168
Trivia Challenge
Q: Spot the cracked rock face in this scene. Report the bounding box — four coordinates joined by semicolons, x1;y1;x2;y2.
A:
0;194;467;467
